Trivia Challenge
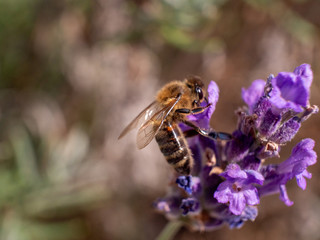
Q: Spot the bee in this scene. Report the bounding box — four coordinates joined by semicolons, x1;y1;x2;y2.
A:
118;76;231;175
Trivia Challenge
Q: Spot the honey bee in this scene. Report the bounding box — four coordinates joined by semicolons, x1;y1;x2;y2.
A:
118;76;231;175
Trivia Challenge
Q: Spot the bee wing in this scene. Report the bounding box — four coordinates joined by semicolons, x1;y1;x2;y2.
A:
118;101;163;140
136;96;181;149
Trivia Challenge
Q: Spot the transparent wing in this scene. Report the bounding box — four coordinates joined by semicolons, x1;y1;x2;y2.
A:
136;96;181;149
118;101;162;139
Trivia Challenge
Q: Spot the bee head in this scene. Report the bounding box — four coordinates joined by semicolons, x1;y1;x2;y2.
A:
185;76;205;102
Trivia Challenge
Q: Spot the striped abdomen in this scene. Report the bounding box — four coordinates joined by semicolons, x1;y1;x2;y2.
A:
155;121;194;175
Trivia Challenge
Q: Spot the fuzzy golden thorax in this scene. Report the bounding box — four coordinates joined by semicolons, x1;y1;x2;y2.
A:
156;77;206;122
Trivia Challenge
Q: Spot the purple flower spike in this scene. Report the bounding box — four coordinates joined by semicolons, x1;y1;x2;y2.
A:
269;64;313;112
242;79;265;113
214;164;264;215
154;64;317;231
188;81;219;128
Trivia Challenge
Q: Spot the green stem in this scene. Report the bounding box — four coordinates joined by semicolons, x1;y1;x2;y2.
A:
155;221;183;240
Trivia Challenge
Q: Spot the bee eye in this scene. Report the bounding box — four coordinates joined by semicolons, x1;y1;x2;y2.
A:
196;87;203;100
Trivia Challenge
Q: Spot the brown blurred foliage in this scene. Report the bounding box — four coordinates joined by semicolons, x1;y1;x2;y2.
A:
0;0;319;239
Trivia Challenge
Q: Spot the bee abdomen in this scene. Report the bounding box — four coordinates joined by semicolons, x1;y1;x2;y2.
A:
155;122;193;175
159;141;183;156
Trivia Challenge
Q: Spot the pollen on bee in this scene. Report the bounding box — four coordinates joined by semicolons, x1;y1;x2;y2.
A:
166;126;173;131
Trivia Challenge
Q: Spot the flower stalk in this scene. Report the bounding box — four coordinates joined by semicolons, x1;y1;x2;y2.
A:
155;221;183;240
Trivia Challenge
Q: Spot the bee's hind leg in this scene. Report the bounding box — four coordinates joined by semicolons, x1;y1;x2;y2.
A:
207;131;233;141
182;120;233;141
183;129;199;138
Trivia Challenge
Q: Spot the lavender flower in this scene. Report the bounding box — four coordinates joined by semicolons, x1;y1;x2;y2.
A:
258;138;317;205
176;175;193;194
226;205;258;229
269;64;312;112
214;164;264;215
241;79;265;114
176;175;201;195
180;198;200;215
154;64;318;231
240;64;318;145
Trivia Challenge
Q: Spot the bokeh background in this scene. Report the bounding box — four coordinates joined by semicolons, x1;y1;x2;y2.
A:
0;0;319;239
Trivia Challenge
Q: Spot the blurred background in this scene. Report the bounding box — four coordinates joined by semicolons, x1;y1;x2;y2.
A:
0;0;319;239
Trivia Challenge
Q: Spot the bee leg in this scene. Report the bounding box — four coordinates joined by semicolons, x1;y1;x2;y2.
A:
175;103;211;115
190;104;212;114
207;131;233;141
175;108;191;114
183;129;199;138
181;120;210;137
182;120;233;141
192;97;208;107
